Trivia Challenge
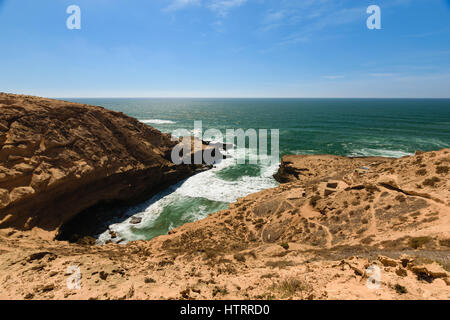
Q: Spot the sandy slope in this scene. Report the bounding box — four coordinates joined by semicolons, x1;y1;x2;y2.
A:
0;148;448;300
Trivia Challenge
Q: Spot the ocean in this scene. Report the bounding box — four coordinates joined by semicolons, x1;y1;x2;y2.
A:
67;98;450;243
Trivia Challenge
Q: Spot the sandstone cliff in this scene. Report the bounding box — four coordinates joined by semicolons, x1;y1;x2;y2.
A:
0;93;198;235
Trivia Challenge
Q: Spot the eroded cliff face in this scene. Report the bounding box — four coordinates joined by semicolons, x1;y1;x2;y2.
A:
0;93;198;234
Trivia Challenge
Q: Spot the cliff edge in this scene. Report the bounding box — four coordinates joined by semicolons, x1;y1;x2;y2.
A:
0;93;198;235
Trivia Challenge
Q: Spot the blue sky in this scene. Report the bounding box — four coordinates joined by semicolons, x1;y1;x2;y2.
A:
0;0;450;98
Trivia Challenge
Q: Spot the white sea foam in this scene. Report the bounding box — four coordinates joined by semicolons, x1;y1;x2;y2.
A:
176;168;277;203
176;148;278;202
291;149;318;155
97;146;280;244
97;188;184;244
349;148;413;158
140;119;176;124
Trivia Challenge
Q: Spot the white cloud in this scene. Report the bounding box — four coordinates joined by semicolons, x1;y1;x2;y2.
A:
164;0;247;16
260;0;412;46
164;0;201;12
265;10;285;23
369;73;396;77
260;9;286;31
277;6;364;45
207;0;247;17
323;75;345;80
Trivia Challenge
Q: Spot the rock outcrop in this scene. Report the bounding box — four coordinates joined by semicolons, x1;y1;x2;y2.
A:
0;93;200;234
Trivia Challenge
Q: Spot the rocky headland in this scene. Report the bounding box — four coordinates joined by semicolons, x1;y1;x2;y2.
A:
0;93;218;238
0;93;448;300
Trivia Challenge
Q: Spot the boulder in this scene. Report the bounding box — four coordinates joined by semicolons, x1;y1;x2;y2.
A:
130;217;142;225
377;255;398;267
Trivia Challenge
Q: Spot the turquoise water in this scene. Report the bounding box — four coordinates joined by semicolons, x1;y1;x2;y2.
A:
68;98;450;243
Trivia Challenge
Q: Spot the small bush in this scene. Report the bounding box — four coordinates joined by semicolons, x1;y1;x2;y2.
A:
364;184;380;193
423;177;440;187
361;236;374;244
233;253;246;262
408;236;431;249
394;284;407;294
260;273;279;279
203;249;219;260
280;243;289;250
212;285;228;297
415;168;427;176
309;195;321;207
436;166;448;175
265;260;295;269
273;278;310;298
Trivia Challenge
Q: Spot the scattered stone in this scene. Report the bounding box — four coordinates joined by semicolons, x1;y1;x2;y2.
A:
40;284;55;293
24;293;34;300
27;252;56;263
399;255;414;268
395;268;407;277
326;182;338;189
130;217;142;224
377;256;397;267
127;285;135;299
410;264;449;283
144;277;156;284
180;288;190;299
48;271;58;277
99;271;108;280
233;253;246;262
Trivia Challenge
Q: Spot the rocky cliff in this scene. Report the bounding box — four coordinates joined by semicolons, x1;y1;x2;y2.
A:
0;93;199;235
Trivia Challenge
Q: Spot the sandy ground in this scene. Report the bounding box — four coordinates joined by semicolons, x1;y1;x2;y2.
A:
0;149;449;300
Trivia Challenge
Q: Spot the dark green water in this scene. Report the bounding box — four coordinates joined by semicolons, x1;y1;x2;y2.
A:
68;98;450;243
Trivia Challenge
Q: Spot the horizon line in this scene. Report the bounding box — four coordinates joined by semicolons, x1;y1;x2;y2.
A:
52;96;450;100
3;92;450;100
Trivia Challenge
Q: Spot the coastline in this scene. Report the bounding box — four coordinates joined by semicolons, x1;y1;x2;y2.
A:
0;94;449;300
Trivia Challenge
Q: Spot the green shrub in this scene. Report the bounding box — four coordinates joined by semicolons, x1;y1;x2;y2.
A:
436;166;448;175
394;284;407;294
309;195;321;207
408;236;431;249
